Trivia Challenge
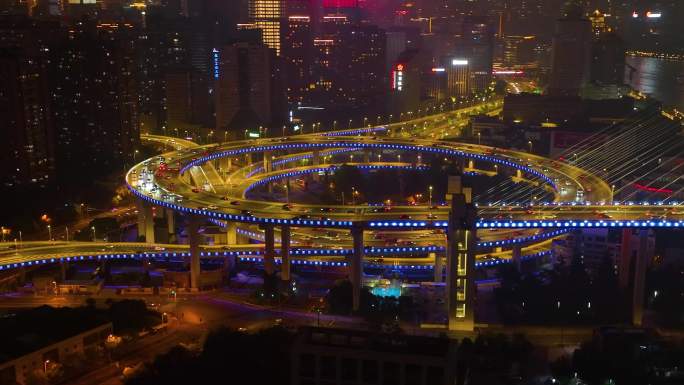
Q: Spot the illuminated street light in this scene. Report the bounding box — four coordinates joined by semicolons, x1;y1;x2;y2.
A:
47;225;51;241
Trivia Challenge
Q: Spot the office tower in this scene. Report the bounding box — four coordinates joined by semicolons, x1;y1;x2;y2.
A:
447;58;470;96
389;49;421;116
165;70;211;130
282;14;313;105
590;32;624;85
309;17;385;108
50;20;139;182
456;15;494;94
0;47;55;189
548;1;592;96
249;0;283;54
215;42;272;134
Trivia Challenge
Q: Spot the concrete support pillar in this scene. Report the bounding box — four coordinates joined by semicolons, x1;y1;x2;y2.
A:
60;260;68;282
219;157;232;181
263;151;273;173
225;222;238;246
263;224;276;276
467;159;474;169
137;201;155;244
618;229;632;289
512;245;522;271
632;229;649;326
144;203;155;244
363;149;371;163
350;226;364;312
312;150;321;181
431;252;443;282
165;208;175;241
446;176;477;331
281;225;291;281
136;200;145;239
188;215;201;290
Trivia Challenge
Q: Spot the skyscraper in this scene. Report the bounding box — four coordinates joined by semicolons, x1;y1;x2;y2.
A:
548;1;592;96
249;0;283;54
0;47;55;189
215;42;273;135
282;15;313;104
50;21;139;182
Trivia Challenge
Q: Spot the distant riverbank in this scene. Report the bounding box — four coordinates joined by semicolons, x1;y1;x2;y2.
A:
626;56;684;111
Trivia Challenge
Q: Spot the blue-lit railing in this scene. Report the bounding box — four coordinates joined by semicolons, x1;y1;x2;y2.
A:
0;247;548;272
244;164;428;194
178;140;556;190
245;148;359;178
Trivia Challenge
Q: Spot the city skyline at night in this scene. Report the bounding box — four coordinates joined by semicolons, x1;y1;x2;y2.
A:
0;1;683;385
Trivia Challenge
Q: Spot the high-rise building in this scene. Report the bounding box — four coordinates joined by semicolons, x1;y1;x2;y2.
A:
446;58;470;96
548;1;592;96
456;15;494;94
215;42;273;135
590;32;624;85
249;0;283;54
50;21;139;182
165;70;211;130
388;49;421;116
282;15;313;105
309;17;385;108
0;47;55;189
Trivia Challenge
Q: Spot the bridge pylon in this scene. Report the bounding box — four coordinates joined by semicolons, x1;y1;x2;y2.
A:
446;175;477;332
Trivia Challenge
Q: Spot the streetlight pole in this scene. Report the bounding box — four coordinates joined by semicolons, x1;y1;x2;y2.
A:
47;225;51;241
65;226;69;242
285;184;289;204
428;185;433;208
91;226;96;241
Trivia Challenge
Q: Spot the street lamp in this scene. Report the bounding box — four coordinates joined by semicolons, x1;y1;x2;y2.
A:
44;360;50;373
284;183;289;204
65;226;69;242
477;132;481;145
428;185;433;208
47;225;51;241
527;140;533;153
91;226;96;241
